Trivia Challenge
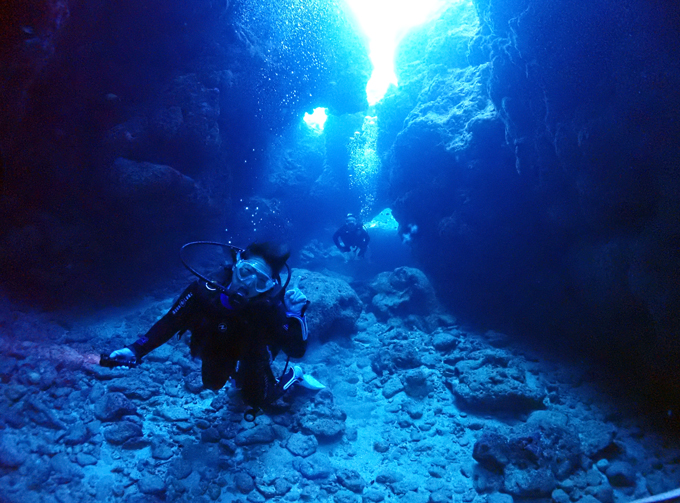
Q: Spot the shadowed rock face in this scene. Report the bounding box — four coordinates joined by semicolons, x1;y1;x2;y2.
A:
0;0;371;304
375;0;680;409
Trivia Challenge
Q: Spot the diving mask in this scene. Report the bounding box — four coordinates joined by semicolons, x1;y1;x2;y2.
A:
232;258;276;295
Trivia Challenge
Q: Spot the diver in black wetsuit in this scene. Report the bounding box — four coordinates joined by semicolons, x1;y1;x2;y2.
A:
107;242;323;414
333;213;370;258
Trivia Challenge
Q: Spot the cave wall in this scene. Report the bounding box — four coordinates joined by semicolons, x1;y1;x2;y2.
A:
0;0;370;305
376;0;680;410
3;0;679;412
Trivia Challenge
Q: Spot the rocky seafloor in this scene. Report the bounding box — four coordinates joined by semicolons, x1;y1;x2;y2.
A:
0;262;679;503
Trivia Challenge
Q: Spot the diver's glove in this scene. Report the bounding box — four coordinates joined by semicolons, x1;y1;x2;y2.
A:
101;347;138;368
284;276;308;315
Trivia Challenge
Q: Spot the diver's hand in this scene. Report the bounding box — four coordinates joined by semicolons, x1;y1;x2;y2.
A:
285;276;307;314
109;348;136;364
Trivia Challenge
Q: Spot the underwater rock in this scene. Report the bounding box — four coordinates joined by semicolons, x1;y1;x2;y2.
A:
0;359;17;384
103;421;143;446
294;452;334;480
75;453;97;467
0;433;28;468
431;329;460;353
369;267;441;320
167;458;193;480
336;469;367;493
61;423;91;445
26;458;52;489
605;461;636;487
256;474;294;498
589;480;614;503
473;420;581;495
402;368;434;398
262;123;325;200
107;376;160;401
333;489;361;503
3;405;27;429
201;427;221;443
183;372;204;394
286;432;318;457
403;401;424;420
376;468;404;485
234;471;255;494
234;425;276;446
382;472;423;496
92;392;136;422
49;452;85;484
488;492;513;503
389;340;423;370
136;474;167;496
503;467;556;498
295;270;362;341
297;397;347;443
575;420;617;459
382;376;404;399
24;397;66;430
103;116;149;156
106;74;221;166
526;410;570;430
552;488;570;503
215;420;238;440
150;438;174;460
472;432;510;473
157;405;191;422
154;98;191;135
450;350;546;416
363;487;388;502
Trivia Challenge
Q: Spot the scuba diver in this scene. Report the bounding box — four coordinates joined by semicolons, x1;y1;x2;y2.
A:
105;241;323;418
333;213;370;258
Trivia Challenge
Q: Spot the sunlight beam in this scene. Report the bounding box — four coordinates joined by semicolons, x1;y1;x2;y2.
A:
344;0;448;105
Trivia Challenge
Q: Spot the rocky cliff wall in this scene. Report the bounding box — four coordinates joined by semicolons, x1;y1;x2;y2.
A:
0;0;371;304
376;0;680;411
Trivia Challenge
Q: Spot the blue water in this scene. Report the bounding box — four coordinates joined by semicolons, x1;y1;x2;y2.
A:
0;0;679;501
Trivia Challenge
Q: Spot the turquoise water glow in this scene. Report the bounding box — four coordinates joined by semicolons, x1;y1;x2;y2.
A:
303;107;328;132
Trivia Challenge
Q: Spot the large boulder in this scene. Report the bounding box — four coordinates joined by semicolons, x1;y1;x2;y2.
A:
449;350;547;416
294;270;363;341
368;267;440;319
472;422;581;497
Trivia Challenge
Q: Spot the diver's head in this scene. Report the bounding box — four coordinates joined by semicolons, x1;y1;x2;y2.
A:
227;242;290;305
345;213;358;226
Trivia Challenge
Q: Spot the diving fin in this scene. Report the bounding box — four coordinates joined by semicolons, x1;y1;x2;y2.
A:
294;366;326;391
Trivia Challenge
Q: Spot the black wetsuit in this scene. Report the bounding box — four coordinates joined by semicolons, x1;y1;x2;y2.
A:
333;223;370;257
127;268;308;408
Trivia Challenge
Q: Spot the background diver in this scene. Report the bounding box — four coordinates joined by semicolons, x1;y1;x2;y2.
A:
333;213;370;258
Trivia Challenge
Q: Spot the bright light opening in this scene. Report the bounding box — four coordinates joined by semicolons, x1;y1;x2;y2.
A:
303;107;328;132
344;0;448;105
365;207;399;233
